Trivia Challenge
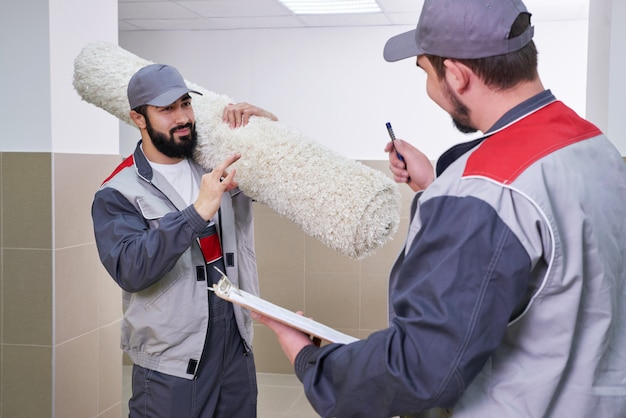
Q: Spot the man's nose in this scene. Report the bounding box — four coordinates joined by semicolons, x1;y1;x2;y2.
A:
175;106;190;123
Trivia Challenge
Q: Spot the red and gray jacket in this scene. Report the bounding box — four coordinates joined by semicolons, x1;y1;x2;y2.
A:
294;91;626;417
92;141;259;380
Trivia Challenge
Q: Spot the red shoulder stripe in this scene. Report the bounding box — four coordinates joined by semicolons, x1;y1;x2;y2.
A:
101;155;135;186
463;102;601;184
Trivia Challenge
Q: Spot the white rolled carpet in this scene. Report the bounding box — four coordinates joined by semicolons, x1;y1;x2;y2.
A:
74;42;401;259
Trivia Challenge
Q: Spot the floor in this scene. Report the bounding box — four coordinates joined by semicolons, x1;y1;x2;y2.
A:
123;365;321;417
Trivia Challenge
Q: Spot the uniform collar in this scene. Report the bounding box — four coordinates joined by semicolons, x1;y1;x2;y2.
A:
436;90;556;176
133;140;154;182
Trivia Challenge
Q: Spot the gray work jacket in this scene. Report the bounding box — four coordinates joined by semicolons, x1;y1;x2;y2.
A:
92;141;259;379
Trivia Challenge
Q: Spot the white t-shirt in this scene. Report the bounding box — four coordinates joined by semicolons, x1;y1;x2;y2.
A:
149;158;199;206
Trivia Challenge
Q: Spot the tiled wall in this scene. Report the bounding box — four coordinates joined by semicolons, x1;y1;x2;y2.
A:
3;152;622;413
252;160;415;373
52;153;124;418
0;153;53;417
0;152;123;418
0;153;413;416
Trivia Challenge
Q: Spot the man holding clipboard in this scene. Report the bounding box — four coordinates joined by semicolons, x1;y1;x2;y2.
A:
253;0;626;417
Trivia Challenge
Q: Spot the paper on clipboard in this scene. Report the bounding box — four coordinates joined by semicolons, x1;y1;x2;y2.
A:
210;271;358;345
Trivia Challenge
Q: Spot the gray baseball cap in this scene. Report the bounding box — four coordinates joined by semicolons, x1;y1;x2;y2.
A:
127;63;202;109
383;0;534;62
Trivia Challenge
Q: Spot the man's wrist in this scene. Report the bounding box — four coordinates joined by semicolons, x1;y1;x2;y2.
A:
182;205;210;233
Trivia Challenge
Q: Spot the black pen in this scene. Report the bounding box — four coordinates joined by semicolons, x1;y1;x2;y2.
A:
386;122;410;182
385;122;405;162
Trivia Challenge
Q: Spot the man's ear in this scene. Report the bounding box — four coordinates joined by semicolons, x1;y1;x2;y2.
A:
443;59;471;94
129;109;146;129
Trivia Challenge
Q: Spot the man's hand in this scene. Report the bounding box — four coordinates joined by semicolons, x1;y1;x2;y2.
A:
385;139;435;192
222;102;278;128
194;154;241;221
252;311;315;365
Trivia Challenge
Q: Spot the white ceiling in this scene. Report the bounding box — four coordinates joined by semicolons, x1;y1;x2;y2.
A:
119;0;590;32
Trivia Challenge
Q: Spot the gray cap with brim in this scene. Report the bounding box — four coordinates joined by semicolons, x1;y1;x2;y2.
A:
127;63;202;110
384;0;534;62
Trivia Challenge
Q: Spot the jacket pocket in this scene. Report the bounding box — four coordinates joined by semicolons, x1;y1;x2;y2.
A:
140;249;191;310
136;195;173;220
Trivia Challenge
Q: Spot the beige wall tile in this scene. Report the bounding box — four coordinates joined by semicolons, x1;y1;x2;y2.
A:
55;244;100;344
305;234;360;273
360;273;391;330
97;404;123;418
254;208;305;273
252;201;274;215
54;154;115;249
258;269;305;313
397;184;418;219
253;324;294;374
0;343;2;412
0;249;2;337
0;152;127;415
257;384;303;416
90;155;125;325
98;322;123;413
0;152;3;203
0;141;3;335
250;159;410;372
92;154;125;183
1;153;52;249
55;331;99;418
305;272;360;330
97;255;122;327
2;345;52;417
356;328;381;339
2;248;52;345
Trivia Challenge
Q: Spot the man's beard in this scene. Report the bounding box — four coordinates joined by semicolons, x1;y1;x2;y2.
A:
146;117;198;159
443;81;477;134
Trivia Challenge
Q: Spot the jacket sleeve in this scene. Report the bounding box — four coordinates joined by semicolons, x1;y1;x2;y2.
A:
294;194;533;418
91;187;208;292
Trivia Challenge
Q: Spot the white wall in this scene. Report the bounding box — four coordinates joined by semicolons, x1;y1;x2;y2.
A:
0;0;118;154
49;0;119;154
120;18;588;160
607;1;626;154
587;0;626;155
0;0;52;151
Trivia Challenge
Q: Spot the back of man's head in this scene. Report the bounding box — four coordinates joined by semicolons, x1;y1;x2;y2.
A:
384;0;538;88
383;0;534;62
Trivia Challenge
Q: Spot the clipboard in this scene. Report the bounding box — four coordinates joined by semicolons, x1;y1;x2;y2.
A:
210;270;358;345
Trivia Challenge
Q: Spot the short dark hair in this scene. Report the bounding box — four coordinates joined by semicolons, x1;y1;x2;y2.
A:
426;13;538;90
132;105;149;118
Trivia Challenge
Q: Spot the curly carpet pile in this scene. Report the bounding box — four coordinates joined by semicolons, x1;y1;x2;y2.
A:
74;42;401;259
